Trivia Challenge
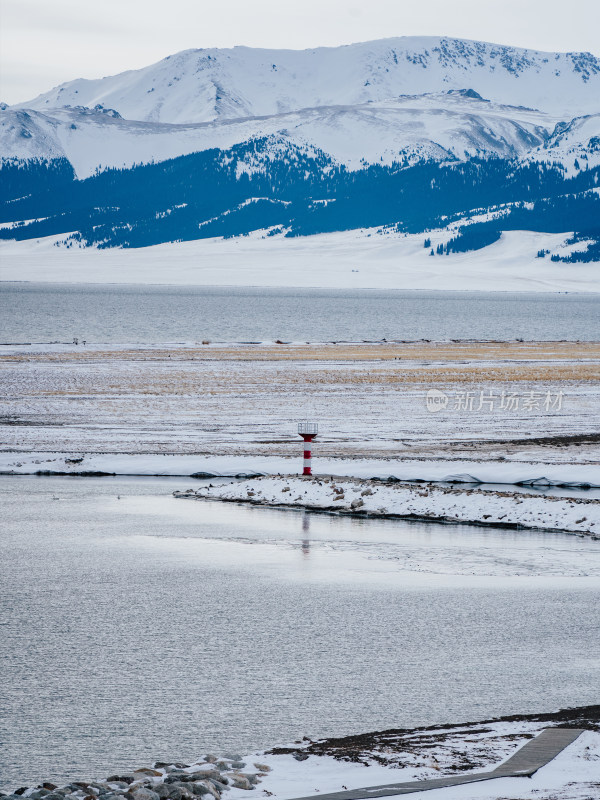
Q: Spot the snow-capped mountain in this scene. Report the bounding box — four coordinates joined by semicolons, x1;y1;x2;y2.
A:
1;92;576;178
17;37;600;123
4;37;600;177
1;37;599;260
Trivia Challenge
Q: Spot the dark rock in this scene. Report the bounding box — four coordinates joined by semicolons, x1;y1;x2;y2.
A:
230;761;245;769
194;769;219;781
193;788;218;800
184;786;211;798
13;790;29;797
173;788;198;800
179;773;218;784
42;786;58;792
293;752;309;761
107;778;134;786
163;776;187;785
229;776;251;790
130;789;159;800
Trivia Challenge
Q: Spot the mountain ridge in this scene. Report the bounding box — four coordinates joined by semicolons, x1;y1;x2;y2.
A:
14;36;600;123
3;92;581;179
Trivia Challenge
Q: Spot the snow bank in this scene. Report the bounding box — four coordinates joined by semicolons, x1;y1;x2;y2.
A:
175;474;600;535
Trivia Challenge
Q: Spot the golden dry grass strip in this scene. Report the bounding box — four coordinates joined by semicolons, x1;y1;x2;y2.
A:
3;341;600;364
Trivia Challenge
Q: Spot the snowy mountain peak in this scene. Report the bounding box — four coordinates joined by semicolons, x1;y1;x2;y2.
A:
17;37;600;125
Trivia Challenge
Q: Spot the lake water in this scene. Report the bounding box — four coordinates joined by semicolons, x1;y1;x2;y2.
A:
1;284;599;343
2;475;600;791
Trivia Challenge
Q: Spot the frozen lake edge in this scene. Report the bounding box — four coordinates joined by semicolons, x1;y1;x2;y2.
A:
174;474;600;536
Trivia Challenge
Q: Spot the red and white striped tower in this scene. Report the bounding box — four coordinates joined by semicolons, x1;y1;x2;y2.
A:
298;421;318;475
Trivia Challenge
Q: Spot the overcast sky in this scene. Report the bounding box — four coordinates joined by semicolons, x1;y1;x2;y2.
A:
1;0;599;104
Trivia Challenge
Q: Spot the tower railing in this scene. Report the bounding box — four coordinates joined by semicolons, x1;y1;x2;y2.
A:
298;421;318;436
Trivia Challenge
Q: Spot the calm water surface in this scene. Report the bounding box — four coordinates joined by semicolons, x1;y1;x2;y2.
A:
1;284;599;342
1;475;600;790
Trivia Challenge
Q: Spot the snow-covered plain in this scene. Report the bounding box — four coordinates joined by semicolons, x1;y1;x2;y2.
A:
1;228;598;289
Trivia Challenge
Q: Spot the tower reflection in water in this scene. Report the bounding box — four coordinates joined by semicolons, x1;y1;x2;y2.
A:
301;510;310;556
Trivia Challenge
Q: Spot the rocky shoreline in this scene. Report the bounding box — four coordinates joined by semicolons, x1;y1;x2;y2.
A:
1;757;268;800
4;706;599;799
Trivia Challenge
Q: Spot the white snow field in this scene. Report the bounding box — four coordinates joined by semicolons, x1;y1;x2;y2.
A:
1;227;598;289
